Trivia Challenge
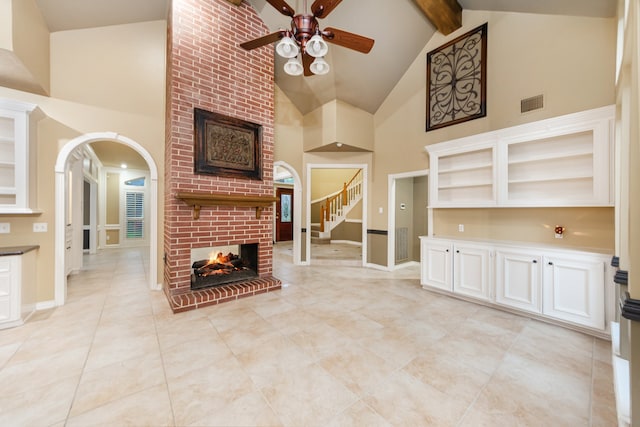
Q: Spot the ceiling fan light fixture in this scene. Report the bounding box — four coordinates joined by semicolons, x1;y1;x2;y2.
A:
284;56;304;76
310;56;330;75
306;34;329;57
275;36;299;58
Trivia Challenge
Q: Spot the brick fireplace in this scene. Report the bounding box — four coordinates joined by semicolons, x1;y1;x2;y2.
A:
163;0;281;313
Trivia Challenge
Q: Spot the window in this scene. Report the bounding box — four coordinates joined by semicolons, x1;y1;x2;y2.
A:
125;191;144;239
124;176;145;187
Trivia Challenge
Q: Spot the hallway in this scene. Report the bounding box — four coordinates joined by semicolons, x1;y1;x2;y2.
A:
0;246;617;426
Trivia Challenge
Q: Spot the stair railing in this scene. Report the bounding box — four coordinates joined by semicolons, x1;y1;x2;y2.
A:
319;169;363;233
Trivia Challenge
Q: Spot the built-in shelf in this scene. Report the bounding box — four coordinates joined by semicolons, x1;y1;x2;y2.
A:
426;105;614;208
176;192;279;220
0;99;43;214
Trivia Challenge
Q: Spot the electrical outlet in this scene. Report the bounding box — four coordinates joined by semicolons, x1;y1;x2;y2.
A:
458;224;464;232
33;222;47;232
0;223;9;233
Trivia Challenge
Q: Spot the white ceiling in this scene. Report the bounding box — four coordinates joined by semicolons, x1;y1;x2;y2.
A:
32;0;616;116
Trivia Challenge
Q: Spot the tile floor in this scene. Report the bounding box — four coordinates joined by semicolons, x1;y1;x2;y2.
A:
0;242;617;426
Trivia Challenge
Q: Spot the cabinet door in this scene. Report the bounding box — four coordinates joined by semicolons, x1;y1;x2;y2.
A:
420;239;452;291
543;255;605;330
0;259;16;323
453;244;492;300
495;250;542;313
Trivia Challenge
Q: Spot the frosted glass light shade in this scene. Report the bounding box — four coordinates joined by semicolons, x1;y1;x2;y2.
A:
306;34;328;57
310;57;330;75
276;36;299;58
284;57;304;75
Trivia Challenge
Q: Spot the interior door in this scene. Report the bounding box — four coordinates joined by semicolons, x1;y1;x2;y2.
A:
276;187;293;241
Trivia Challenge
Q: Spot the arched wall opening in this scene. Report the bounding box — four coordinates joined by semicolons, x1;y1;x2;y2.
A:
54;132;160;306
274;161;303;265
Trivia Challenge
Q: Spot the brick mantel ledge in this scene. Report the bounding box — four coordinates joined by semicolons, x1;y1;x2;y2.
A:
176;192;279;219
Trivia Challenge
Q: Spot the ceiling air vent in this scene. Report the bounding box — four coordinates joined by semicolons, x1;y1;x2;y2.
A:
521;94;544;113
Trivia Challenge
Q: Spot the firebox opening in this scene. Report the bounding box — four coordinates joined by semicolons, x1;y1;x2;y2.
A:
190;243;258;290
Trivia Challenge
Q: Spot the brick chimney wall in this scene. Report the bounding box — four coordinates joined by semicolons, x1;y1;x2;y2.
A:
164;0;276;306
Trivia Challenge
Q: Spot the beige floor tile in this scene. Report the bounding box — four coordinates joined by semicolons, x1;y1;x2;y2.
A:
161;333;235;378
423;334;508;376
155;315;217;350
0;341;21;368
65;383;174;427
0;376;78;426
165;356;258;426
236;333;312;388
288;322;356;362
260;363;359;427
70;352;166;417
83;331;160;372
0;345;89;395
363;369;469;426
317;343;399;397
472;353;591;425
325;401;391;427
403;349;492;404
188;390;283;427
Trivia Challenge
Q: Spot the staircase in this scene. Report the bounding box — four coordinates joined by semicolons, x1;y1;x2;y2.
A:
311;169;363;244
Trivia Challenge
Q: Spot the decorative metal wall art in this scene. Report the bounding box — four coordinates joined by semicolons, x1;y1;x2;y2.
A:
194;108;262;180
426;23;487;131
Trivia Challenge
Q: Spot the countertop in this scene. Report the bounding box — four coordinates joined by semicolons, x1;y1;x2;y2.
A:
0;245;40;256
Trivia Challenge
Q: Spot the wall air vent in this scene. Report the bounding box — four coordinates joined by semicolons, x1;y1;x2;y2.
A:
521;94;544;113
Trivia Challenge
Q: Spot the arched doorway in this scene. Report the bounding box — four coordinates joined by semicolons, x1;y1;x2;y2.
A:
274;161;303;265
54;132;160;306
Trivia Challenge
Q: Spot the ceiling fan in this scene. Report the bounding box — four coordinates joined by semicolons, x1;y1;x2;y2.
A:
240;0;375;76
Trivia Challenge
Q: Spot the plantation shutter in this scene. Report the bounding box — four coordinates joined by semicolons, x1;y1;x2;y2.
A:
125;191;144;239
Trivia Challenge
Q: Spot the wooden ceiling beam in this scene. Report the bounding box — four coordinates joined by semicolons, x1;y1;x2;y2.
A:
413;0;463;35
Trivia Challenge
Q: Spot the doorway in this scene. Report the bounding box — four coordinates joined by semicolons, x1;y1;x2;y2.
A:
275;187;293;241
388;170;429;269
273;161;302;265
54;132;160;306
306;163;368;266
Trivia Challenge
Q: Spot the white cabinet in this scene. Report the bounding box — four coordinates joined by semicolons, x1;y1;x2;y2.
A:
420;237;610;333
542;253;606;330
453;243;492;301
0;247;38;329
426;105;614;208
420;238;491;300
0;99;44;213
420;238;452;291
495;249;542;313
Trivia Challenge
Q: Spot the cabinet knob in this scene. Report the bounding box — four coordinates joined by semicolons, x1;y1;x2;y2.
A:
532;260;537;263
456;250;460;253
446;249;449;252
548;261;553;265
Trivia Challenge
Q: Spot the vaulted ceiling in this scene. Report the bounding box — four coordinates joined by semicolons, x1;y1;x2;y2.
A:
22;0;617;117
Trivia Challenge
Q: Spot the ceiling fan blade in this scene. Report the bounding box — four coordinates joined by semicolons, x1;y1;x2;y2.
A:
311;0;342;18
240;31;285;51
323;27;374;54
302;52;313;76
265;0;295;17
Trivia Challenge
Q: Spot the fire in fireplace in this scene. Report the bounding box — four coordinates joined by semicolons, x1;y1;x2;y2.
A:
190;244;258;290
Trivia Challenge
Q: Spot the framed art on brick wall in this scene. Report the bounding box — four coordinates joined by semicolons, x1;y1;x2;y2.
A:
194;108;263;180
426;23;488;132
